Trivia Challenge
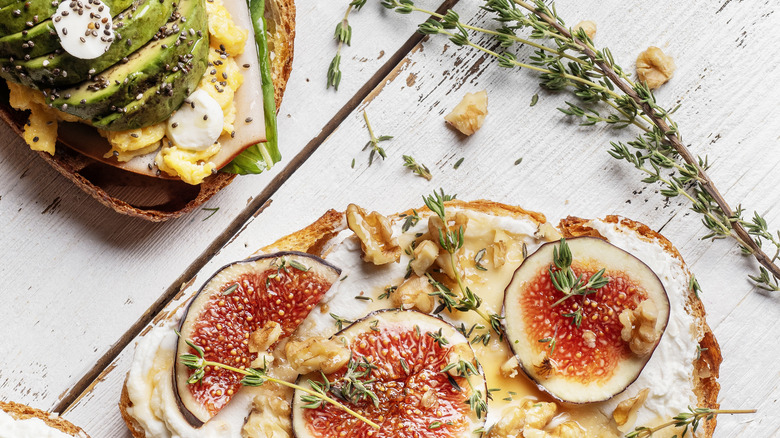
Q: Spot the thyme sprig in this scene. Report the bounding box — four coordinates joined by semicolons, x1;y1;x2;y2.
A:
625;407;756;438
362;111;392;165
328;0;367;90
381;0;780;291
423;190;504;340
442;359;488;419
403;155;433;180
177;338;379;429
305;356;380;409
549;238;610;307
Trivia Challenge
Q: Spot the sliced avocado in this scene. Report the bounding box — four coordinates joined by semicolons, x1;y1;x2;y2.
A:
0;20;58;60
48;0;206;122
91;35;208;130
0;0;174;88
0;0;135;38
0;0;150;60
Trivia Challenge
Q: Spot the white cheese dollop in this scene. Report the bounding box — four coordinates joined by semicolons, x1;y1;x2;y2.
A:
0;410;77;438
52;0;114;60
166;89;225;151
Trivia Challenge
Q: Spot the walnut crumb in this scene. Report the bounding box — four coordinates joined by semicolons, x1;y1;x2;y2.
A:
444;90;488;136
636;46;676;90
573;20;597;40
392;275;436;313
284;337;351;374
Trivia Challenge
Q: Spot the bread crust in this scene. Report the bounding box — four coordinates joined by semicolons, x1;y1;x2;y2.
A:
0;400;89;437
559;215;721;437
0;0;296;222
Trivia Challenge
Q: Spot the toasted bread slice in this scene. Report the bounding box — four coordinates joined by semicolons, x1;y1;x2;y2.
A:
0;400;89;437
0;0;296;222
119;201;720;437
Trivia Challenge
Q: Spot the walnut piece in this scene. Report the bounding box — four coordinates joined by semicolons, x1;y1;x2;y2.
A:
392;275;436;313
284;337;351;374
499;355;520;378
444;90;488;136
613;388;650;431
535;222;563;242
243;393;292;438
249;321;282;353
410;240;440;276
346;204;401;265
488;399;585;438
619;300;660;356
573;20;597;40
636;46;676;90
420;388;439;410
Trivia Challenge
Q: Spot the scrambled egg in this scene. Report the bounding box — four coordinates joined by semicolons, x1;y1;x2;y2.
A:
7;0;248;185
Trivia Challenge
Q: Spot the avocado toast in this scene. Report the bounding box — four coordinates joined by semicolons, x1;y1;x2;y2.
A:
0;0;295;221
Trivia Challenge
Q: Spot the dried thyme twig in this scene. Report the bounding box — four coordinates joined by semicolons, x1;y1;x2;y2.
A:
328;0;368;90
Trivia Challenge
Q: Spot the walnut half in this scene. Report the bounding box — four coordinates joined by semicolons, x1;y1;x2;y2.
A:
346;204;401;265
392;275;436;313
488;399;585;438
444;90;488;136
636;46;676;90
284;337;351;375
619;300;660;356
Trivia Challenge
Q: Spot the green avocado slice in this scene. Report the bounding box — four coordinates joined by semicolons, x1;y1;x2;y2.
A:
0;0;135;38
90;34;208;131
0;0;155;60
0;0;177;88
46;0;206;122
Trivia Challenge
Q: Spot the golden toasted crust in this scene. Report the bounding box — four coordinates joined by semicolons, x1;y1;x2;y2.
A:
0;0;296;222
559;215;721;437
0;401;89;437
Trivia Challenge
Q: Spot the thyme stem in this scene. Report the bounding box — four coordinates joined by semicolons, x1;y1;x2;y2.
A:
512;0;780;281
625;408;756;438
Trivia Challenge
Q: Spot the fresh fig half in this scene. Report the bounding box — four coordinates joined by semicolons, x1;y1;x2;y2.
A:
291;309;488;438
503;237;670;404
174;251;341;427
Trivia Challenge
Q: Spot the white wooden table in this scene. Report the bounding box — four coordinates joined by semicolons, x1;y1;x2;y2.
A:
1;0;779;436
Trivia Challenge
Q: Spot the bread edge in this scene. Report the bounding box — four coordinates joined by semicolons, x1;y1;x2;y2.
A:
559;215;721;437
0;400;89;437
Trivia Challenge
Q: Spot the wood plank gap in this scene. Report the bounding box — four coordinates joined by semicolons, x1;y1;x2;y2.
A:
55;0;460;414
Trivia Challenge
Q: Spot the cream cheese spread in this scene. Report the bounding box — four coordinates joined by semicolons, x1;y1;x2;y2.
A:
0;410;80;438
586;219;700;432
125;209;702;438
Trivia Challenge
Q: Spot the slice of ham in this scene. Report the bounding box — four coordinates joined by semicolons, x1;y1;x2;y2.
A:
58;0;266;179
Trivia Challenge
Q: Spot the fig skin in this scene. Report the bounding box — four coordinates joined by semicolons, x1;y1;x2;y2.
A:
173;251;342;427
502;237;671;405
290;309;488;438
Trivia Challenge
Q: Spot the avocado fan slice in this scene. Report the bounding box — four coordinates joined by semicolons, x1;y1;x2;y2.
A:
0;0;135;39
91;35;208;131
87;0;209;131
0;0;148;60
0;0;176;89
